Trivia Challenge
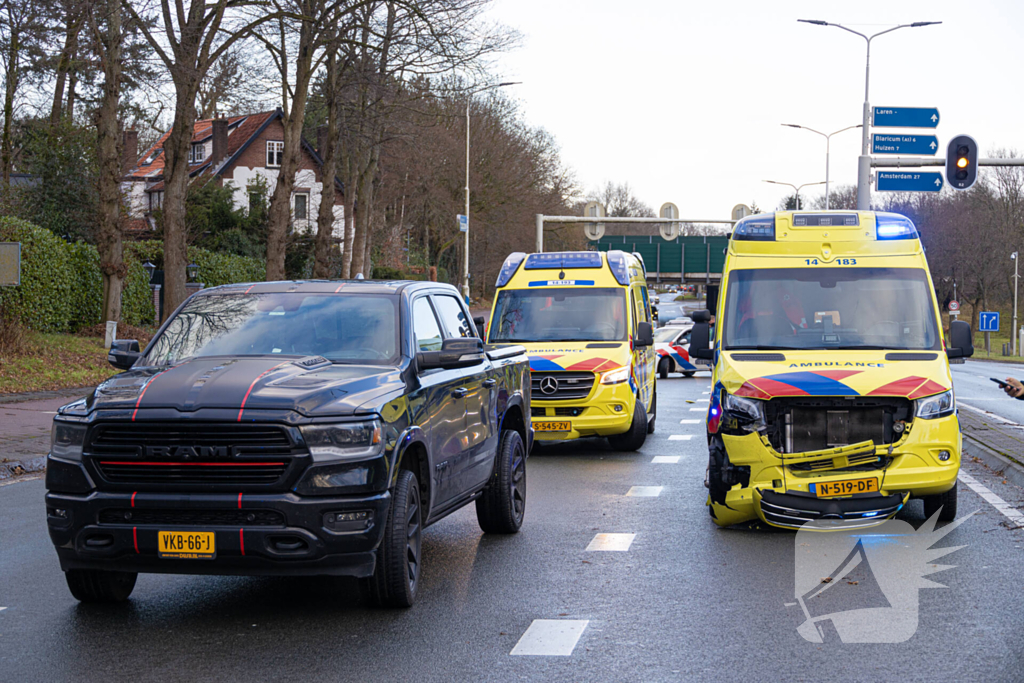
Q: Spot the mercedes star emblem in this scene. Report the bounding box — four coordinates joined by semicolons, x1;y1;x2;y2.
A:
539;376;559;395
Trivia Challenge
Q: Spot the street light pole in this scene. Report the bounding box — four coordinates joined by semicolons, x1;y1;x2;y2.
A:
462;81;521;303
1013;251;1019;355
763;180;827;210
797;20;941;211
781;124;861;209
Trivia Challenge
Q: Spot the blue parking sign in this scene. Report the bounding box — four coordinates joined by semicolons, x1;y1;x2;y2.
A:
979;311;1000;332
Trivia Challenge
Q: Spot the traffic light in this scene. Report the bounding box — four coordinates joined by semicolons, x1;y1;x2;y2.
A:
946;135;978;190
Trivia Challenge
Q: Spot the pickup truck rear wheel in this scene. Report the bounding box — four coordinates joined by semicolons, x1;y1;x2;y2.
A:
923;482;957;522
476;429;526;534
608;399;648;451
368;469;422;608
65;569;137;603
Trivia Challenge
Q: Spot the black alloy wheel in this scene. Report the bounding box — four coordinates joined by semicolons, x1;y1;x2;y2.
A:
476;429;527;534
369;468;422;607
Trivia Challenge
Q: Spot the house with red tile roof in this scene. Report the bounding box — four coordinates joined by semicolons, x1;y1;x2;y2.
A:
122;109;343;236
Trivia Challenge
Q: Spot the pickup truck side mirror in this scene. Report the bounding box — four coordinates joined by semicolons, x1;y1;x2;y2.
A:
418;337;486;371
473;315;487;339
946;319;974;359
635;321;654;347
108;339;141;370
690;323;714;360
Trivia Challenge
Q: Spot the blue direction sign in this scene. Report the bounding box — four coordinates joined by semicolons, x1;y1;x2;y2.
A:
873;106;940;128
872;133;939;155
876;171;943;192
979;311;1000;332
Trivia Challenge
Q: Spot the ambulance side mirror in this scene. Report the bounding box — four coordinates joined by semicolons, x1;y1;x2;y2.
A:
690;323;714;360
635;322;654;347
946;320;974;359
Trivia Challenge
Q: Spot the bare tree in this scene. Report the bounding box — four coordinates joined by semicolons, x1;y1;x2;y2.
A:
0;0;49;186
121;0;281;319
588;181;654;217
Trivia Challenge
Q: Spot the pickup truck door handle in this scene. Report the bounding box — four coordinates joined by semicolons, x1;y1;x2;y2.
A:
451;388;469;398
482;379;497;388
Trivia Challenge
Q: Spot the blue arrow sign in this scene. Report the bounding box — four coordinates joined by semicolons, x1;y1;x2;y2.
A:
979;311;1000;332
872;134;939;155
876;171;944;192
873;107;940;128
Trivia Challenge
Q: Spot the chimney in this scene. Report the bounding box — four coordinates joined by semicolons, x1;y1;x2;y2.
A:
121;129;138;174
212;116;229;166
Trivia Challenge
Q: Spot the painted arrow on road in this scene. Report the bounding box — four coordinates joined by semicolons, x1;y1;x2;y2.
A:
872;134;939;156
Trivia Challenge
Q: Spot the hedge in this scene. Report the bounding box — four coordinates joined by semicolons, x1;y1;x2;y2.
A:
0;217;75;332
125;240;265;288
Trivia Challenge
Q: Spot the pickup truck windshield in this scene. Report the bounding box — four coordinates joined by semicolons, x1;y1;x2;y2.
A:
722;267;940;351
144;293;399;364
490;287;627;342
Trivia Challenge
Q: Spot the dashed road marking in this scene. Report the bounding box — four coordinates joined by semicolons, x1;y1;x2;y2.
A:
689;407;705;412
651;455;680;464
586;533;635;551
958;472;1024;527
669;434;694;441
702;391;710;395
626;486;663;497
680;419;701;424
510;619;589;656
694;399;709;403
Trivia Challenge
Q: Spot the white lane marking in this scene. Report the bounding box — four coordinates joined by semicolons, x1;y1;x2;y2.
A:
586;533;635;551
510;619;589;656
702;391;710;395
958;472;1024;527
626;486;663;497
669;434;694;441
689;407;705;412
41;411;58;414
958;402;1021;425
0;606;6;611
680;419;701;424
652;455;680;464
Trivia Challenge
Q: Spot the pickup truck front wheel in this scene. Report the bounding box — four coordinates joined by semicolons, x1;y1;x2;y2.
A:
65;569;137;603
476;429;526;534
368;469;422;608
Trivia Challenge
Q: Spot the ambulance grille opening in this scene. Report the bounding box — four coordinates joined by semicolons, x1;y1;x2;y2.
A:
764;397;913;455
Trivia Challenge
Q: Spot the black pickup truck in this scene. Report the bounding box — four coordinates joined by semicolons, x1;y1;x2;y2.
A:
45;280;531;607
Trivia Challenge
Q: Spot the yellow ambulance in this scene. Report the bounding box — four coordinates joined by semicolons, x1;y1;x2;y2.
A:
486;251;656;450
687;211;974;529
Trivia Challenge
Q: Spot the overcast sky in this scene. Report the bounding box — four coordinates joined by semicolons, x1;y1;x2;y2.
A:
483;0;1024;219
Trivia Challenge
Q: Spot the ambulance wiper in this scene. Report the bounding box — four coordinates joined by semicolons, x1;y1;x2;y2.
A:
728;345;794;350
833;345;888;350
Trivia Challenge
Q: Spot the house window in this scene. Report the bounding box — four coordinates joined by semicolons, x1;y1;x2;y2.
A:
189;143;205;164
267;141;284;167
293;193;308;221
149;191;164;211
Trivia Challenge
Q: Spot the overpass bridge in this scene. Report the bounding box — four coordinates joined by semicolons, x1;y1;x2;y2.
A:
593;234;728;285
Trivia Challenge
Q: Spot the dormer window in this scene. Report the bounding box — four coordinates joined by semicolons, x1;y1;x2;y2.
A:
189;143;205;164
141;148;161;166
267;141;284;168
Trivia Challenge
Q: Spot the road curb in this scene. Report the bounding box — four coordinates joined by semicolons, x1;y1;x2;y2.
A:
962;435;1024;488
0;386;95;405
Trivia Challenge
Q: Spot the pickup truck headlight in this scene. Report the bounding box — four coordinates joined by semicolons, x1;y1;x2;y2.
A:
51;421;87;461
300;420;383;461
914;390;954;420
722;393;766;432
600;365;631;385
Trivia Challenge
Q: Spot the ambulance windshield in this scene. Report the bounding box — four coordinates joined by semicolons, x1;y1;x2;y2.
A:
489;288;628;342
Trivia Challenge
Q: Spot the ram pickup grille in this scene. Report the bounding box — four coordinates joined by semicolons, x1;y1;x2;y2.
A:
95;461;289;485
98;508;286;526
88;423;293;456
531;372;595;401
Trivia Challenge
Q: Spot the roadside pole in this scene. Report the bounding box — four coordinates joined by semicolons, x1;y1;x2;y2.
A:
1014;251;1020;356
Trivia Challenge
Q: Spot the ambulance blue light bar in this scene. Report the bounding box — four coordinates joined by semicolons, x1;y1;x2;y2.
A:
732;215;776;241
523;251;604;270
606;250;631;285
874;213;919;240
495;252;526;287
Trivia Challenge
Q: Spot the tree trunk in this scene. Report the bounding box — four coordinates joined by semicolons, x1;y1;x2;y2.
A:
161;81;200;320
50;11;78;125
1;32;18;188
313;53;340;279
94;0;125;324
266;14;316;281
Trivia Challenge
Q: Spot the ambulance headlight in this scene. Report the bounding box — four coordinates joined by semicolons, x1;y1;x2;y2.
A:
914;390;954;419
722;393;766;432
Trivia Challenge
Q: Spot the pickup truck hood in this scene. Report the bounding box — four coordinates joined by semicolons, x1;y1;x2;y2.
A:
80;357;404;417
719;350;951;399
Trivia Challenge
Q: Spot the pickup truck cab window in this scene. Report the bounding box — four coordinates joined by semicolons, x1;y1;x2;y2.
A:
413;297;444;351
433;295;474;338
